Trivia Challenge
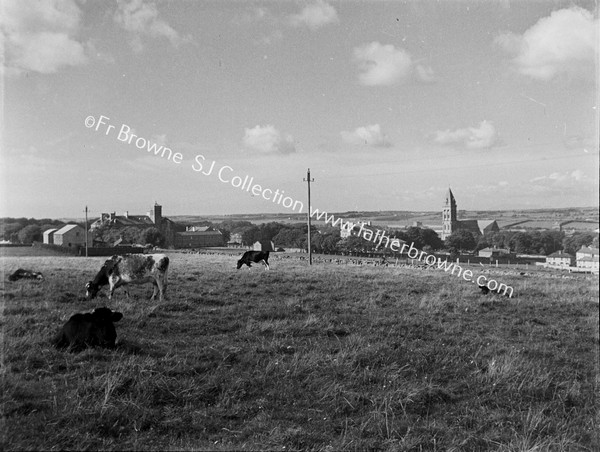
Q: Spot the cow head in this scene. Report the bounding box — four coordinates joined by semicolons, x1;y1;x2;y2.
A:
91;307;123;348
236;259;244;270
86;281;100;299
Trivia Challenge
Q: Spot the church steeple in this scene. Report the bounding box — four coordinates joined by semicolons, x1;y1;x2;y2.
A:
442;188;457;240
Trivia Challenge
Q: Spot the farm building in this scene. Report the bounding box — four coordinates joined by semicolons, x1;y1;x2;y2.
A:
43;228;58;245
546;251;575;268
90;203;164;230
53;225;91;248
174;226;224;248
576;246;599;271
478;247;512;258
253;240;275;252
90;202;226;249
441;188;499;240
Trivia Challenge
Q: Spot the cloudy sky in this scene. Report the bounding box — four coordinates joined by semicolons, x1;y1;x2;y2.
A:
1;0;598;219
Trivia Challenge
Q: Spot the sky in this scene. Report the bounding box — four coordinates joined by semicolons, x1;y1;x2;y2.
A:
1;0;598;220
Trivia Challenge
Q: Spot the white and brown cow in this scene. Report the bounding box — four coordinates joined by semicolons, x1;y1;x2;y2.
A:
86;254;169;302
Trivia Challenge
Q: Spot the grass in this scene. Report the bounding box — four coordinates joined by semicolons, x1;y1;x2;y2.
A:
1;251;598;450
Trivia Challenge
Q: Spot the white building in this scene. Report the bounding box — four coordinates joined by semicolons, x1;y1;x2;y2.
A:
576;246;599;271
53;224;91;248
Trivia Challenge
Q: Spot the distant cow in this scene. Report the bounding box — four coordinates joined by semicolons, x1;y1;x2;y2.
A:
237;251;270;270
8;269;43;281
53;307;123;352
479;284;511;297
86;254;169;301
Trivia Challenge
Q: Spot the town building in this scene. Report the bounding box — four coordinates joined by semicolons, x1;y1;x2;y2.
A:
576;246;599;271
546;251;575;268
442;188;499;240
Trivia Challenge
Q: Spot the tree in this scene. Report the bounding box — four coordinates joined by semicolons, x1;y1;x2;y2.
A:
272;228;305;248
2;222;24;242
338;236;375;254
445;230;477;253
241;226;260;246
563;232;597;255
18;225;42;244
141;227;165;246
508;232;533;254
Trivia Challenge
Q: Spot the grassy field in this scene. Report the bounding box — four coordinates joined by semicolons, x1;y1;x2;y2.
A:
1;251;598;451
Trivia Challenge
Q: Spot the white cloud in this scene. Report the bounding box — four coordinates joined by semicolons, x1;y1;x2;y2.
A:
289;1;339;30
341;124;391;147
353;42;433;86
0;0;88;74
414;64;436;83
530;169;591;184
114;0;190;52
434;120;498;149
529;170;596;198
243;125;296;155
495;7;597;81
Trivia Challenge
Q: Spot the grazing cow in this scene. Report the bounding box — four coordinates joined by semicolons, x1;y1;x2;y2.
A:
54;307;123;352
86;254;169;301
237;250;270;270
479;284;511;297
8;269;43;281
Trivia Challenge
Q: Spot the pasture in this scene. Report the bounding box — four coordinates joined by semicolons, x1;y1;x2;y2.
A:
1;251;598;450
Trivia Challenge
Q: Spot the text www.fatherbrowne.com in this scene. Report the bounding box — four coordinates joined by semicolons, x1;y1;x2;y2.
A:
85;114;513;297
309;208;514;297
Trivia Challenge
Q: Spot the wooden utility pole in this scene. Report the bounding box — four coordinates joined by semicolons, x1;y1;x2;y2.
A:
303;168;314;265
84;206;89;257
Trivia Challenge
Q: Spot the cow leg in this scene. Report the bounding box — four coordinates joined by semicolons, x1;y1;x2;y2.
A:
155;278;166;302
108;276;122;300
262;260;270;270
150;282;158;301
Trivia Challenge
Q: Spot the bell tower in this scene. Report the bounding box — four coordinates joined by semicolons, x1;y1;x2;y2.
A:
442;188;457;240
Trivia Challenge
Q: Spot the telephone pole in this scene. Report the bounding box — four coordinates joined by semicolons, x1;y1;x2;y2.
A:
303;168;314;265
84;206;89;257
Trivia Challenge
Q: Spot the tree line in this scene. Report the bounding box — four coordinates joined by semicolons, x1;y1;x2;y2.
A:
1;217;597;256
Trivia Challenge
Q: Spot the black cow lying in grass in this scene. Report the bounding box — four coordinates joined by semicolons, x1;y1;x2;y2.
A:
8;269;44;281
53;307;123;352
479;284;511;297
237;250;270;270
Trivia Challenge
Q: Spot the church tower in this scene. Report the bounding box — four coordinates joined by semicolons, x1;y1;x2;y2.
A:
442;188;457;240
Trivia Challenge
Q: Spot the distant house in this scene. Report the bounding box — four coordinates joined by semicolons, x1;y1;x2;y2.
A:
340;221;368;239
546;251;574;268
576;246;599;271
53;224;91;248
43;228;58;245
253;240;275;252
478;247;512;258
228;232;244;248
